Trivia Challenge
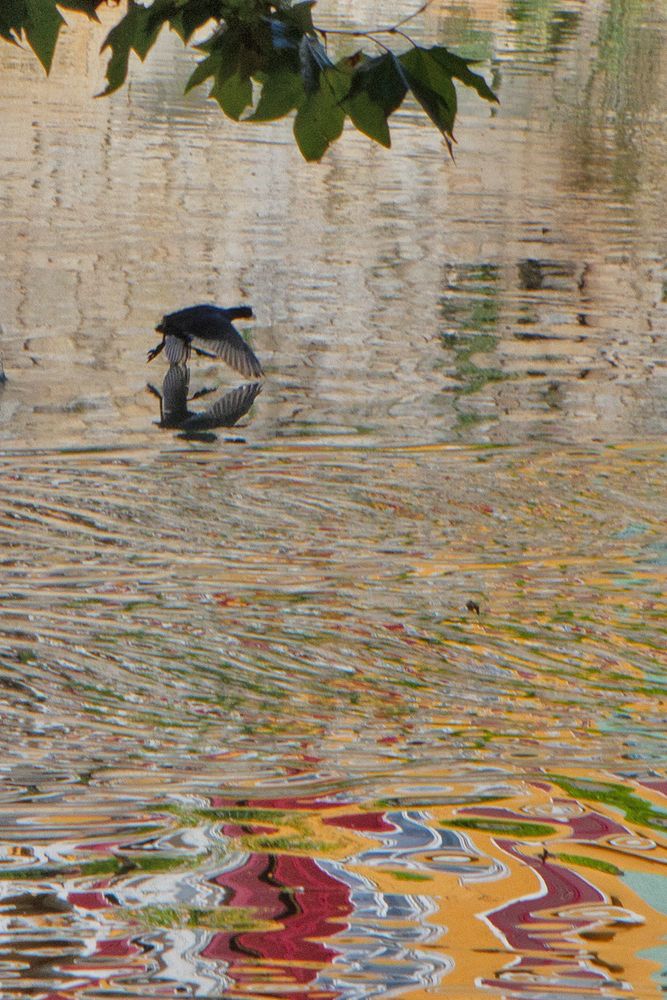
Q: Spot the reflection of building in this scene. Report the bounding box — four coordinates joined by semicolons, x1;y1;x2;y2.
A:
203;853;354;998
315;860;451;999
328;808;507;882
2;778;667;997
434;779;667;997
201;804;453;998
480;839;643;996
205;850;451;999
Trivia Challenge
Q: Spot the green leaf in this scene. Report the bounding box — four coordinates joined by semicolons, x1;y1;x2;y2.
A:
186;22;239;87
399;46;457;148
248;67;304;122
204;28;261;121
210;67;253;120
0;0;27;44
135;0;177;57
293;67;348;161
167;0;217;43
353;53;407;116
187;23;260;122
428;46;498;104
345;88;390;146
185;50;221;92
283;1;316;33
58;1;102;16
343;53;407;148
100;0;166;96
25;0;64;73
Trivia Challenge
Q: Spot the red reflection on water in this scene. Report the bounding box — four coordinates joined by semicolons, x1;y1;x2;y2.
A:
323;811;396;833
566;811;628;840
67;890;110;910
639;779;667;797
485;839;604;951
480;838;624;995
203;853;353;999
89;937;142;958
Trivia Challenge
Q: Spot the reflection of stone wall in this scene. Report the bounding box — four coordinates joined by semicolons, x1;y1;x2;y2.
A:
0;2;665;447
28;787;667;997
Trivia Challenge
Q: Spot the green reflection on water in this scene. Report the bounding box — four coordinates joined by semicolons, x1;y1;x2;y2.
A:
446;818;555;837
128;904;270;932
549;776;667;832
556;853;624;876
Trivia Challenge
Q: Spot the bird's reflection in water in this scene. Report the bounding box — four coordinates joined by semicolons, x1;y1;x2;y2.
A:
147;364;261;442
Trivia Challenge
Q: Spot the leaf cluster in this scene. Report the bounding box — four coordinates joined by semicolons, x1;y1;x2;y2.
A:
0;0;105;72
2;0;498;161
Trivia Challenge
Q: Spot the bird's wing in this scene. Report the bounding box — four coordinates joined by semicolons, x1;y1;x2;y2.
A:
193;322;264;378
181;382;262;431
161;364;190;425
160;305;262;376
164;335;189;365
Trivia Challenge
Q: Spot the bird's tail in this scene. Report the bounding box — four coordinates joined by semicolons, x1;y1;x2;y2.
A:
226;306;254;320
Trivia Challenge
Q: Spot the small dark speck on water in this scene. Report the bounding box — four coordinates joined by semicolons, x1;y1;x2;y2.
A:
466;600;481;615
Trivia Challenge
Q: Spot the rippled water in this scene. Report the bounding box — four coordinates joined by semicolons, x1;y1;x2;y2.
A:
1;1;667;997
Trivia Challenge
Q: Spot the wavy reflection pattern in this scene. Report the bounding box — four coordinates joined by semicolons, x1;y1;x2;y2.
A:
2;780;666;998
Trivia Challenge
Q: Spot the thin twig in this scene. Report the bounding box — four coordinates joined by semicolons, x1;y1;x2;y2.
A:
392;0;437;31
318;27;380;37
315;27;394;54
315;0;434;43
389;28;417;47
362;34;394;54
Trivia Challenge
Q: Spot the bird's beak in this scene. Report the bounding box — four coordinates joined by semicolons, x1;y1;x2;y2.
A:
156;321;165;333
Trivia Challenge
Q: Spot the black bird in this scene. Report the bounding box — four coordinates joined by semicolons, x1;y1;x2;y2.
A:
148;304;263;378
147;364;262;433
